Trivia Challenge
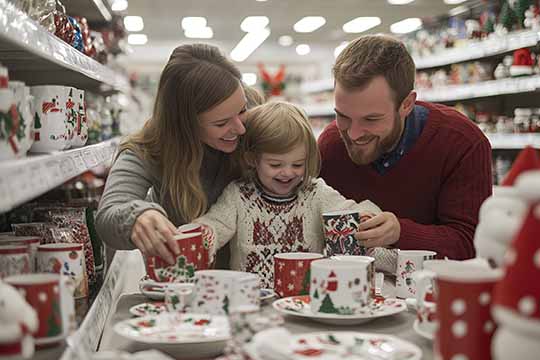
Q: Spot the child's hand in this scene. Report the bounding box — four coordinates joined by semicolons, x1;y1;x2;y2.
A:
131;209;180;264
354;211;400;248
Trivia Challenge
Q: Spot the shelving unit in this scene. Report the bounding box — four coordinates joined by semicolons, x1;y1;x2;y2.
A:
0;0;129;93
0;137;121;213
413;30;540;70
64;0;113;23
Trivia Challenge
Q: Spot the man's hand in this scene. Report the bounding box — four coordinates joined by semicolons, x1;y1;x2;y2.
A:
355;211;401;248
131;209;180;264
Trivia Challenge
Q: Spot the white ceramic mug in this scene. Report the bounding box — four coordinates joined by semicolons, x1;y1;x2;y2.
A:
192;270;260;315
164;282;195;313
310;259;371;315
29;85;68;152
395;250;436;298
330;255;378;296
0;244;31;278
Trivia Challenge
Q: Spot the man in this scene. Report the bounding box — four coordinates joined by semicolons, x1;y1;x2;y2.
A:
318;34;492;260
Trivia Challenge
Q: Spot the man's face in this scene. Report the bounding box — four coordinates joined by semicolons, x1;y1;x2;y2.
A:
334;76;410;165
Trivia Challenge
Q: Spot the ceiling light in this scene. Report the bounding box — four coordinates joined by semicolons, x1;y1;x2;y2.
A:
296;44;310;56
444;0;467;4
240;16;269;32
256;0;267;2
184;27;213;39
278;35;293;46
128;34;147;45
390;17;422;34
342;17;381;33
242;73;257;86
293;16;326;33
334;41;349;58
449;5;469;16
124;16;144;32
111;0;128;12
181;17;207;30
387;0;415;4
231;28;271;62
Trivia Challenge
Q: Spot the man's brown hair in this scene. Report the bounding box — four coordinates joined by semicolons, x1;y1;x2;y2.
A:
333;34;415;108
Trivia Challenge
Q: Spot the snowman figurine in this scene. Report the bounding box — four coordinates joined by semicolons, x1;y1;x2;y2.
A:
0;281;38;358
491;170;540;360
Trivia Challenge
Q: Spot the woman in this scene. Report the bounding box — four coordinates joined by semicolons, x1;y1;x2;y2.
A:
96;44;247;264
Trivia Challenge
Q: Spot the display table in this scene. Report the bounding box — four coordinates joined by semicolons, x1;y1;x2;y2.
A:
98;252;434;359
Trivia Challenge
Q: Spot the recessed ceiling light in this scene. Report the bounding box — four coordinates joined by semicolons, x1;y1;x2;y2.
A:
293;16;326;33
231;28;271;62
342;17;381;33
256;0;267;2
390;17;422;34
444;0;467;4
184;27;213;39
387;0;415;4
181;17;207;30
278;35;293;47
334;41;349;58
128;34;147;45
124;16;144;32
242;73;258;86
296;44;311;55
111;0;128;11
240;16;270;32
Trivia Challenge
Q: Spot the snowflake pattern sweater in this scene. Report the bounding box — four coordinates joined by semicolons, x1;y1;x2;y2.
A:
194;178;382;288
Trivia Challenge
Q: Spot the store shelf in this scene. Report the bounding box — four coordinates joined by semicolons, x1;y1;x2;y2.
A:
64;0;113;23
0;0;129;93
487;133;540;149
417;75;540;102
301;78;334;94
0;137;121;213
414;30;540;70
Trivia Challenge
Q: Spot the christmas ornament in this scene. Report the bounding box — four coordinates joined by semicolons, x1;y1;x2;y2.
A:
258;63;286;97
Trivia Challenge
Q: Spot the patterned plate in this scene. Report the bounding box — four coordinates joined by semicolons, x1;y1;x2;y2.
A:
244;331;422;360
272;295;406;325
114;312;230;344
129;302;167;317
413;319;434;340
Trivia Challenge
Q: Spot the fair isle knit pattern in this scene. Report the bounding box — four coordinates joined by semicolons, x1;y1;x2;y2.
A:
195;178;381;288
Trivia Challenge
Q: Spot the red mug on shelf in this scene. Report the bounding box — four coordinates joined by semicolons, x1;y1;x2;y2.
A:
145;232;209;283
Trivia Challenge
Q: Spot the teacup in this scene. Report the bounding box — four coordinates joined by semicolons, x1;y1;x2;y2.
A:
309;259;371;315
37;243;88;299
395;250;436;298
191;270;260;315
0;244;31;278
145;232;209;283
415;261;501;360
273;252;323;298
322;210;370;256
4;273;75;346
164;282;195;313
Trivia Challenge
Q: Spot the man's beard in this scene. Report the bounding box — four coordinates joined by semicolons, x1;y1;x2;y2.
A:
339;112;403;166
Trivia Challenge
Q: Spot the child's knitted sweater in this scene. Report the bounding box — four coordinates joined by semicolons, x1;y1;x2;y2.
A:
194;178;382;288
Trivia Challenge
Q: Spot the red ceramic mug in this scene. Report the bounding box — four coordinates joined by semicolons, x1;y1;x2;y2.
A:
273;252;324;298
146;232;209;283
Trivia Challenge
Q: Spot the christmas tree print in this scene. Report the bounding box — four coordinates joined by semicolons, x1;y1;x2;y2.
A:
313;288;319;300
47;300;62;336
319;293;337;314
500;0;518;31
300;268;311;295
222;295;229;314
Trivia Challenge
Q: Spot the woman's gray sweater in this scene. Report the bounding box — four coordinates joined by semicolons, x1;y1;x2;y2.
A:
95;146;233;250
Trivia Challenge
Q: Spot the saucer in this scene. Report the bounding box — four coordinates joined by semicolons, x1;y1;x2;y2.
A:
413;319;435;340
272;295;406;325
244;330;422;360
129;302;167;317
260;288;276;302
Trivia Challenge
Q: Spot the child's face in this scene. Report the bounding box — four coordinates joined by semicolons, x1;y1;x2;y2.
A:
255;144;306;197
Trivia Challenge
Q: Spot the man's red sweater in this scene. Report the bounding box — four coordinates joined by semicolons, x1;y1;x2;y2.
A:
318;101;493;260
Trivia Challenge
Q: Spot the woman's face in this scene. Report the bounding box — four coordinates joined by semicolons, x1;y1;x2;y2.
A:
199;85;247;153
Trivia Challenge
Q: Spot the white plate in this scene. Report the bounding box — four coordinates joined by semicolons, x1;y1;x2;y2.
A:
114;312;230;358
129;302;167;317
272;295;406;325
244;331;422;360
413;319;434;340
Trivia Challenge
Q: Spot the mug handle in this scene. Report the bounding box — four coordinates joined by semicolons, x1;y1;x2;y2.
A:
412;269;435;309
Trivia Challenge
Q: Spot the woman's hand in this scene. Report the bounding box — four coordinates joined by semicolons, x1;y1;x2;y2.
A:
354;211;401;248
131;210;180;264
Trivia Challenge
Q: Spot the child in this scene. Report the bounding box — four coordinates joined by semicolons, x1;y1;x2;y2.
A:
194;101;392;288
